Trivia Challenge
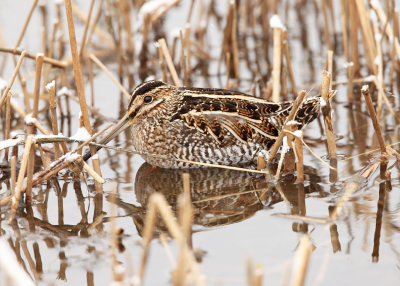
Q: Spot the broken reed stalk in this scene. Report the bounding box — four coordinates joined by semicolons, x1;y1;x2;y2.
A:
139;193;205;286
180;173;193;247
271;15;283;102
64;0;103;192
252;265;264;286
268;90;307;162
47;81;61;159
294;133;304;183
9;136;34;221
247;259;264;286
83;162;105;184
158;38;182;87
32;54;44;119
0;51;26;108
257;155;266;170
0;47;67;68
25;54;44;202
289;235;312;286
89;53;130;99
360;85;387;154
321;70;337;159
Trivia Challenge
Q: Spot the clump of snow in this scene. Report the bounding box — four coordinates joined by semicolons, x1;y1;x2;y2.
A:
170;28;181;39
343;62;354;68
270;14;285;29
45;81;55;92
374;55;381;66
57;87;74;97
70;127;91;141
286;120;300;126
0;138;22;150
64;152;80;162
139;0;177;19
320;97;327;107
25;113;38;125
34;134;64;140
281;136;290;154
361;85;369;93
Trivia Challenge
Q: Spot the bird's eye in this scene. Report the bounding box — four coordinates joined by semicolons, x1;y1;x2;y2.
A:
143;95;153;103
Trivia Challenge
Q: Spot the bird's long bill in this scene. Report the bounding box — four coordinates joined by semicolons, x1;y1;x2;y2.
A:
83;114;132;161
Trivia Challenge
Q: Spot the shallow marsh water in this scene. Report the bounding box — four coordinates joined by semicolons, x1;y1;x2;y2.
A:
1;1;400;285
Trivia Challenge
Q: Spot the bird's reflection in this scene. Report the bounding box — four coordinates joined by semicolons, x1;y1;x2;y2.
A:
112;163;326;235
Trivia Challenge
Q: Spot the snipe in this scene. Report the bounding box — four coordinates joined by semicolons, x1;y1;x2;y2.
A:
83;81;320;168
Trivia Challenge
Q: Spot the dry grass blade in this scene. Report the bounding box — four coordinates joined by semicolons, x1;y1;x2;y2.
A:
361;85;387;154
0;47;67;68
89;53;130;99
158;38;182;87
9;136;34;221
0;51;26;108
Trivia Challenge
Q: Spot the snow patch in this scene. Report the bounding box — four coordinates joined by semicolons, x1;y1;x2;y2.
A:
45;81;55;91
343;61;354;68
0;138;22;150
57;87;74;97
70;127;91;141
270;14;285;29
25;113;37;125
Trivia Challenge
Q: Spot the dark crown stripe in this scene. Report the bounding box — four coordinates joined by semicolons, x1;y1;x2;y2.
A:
129;80;166;108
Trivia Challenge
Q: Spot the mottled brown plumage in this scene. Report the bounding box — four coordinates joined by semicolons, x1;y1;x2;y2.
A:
84;81;320;168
